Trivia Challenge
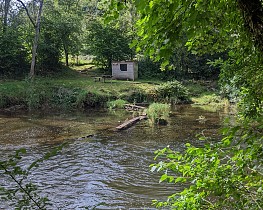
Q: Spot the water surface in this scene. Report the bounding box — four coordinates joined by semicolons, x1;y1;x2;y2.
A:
0;105;228;209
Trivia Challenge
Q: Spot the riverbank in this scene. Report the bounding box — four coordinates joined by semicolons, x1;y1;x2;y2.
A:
0;69;224;112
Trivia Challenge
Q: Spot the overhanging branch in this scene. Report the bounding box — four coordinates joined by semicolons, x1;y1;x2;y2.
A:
16;0;36;28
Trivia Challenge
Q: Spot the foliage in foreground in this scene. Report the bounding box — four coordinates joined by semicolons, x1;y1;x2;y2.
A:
151;119;263;209
0;144;65;209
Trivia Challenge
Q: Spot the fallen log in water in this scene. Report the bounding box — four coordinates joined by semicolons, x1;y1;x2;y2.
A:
116;115;147;131
124;104;146;111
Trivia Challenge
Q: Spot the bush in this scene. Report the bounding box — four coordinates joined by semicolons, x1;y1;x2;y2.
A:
0;81;114;111
154;80;190;103
146;103;170;125
138;57;163;79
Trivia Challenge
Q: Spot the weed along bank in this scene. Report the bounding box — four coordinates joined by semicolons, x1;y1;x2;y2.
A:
112;61;138;81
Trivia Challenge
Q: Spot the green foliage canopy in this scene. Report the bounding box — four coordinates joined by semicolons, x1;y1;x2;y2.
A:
151;120;263;209
84;20;134;69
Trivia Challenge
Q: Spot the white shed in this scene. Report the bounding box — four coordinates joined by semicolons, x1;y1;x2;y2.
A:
112;61;138;81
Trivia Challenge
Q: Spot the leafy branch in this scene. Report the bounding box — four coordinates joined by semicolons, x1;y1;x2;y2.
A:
151;121;263;209
0;162;43;209
0;143;66;209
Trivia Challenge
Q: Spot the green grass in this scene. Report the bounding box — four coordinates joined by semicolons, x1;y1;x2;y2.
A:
190;92;228;112
181;80;227;111
0;66;224;111
0;70;157;110
146;103;170;125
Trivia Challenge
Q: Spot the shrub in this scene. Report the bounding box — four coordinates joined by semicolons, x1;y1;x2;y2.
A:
51;87;82;110
146;103;170;125
81;92;110;108
154;80;190;103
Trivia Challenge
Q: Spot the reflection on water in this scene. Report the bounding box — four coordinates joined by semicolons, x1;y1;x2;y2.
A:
0;105;228;209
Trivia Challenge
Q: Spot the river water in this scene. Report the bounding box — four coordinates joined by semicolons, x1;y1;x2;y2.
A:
0;105;228;209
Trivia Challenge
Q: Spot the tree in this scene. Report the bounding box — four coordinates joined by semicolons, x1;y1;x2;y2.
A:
2;0;11;32
52;0;83;67
27;0;84;72
85;20;134;69
0;27;29;77
151;120;263;209
30;0;44;79
237;0;263;53
37;12;62;71
1;0;84;77
16;0;44;79
0;0;30;77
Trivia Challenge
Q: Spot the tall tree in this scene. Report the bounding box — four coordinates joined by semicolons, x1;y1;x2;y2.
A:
17;0;44;79
30;0;43;79
237;0;263;52
39;0;83;68
0;0;30;77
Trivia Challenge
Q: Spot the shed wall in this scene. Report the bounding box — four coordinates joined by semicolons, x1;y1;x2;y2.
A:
112;61;138;80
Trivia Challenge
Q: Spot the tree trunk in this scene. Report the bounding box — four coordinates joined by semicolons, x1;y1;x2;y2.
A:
29;0;44;79
63;42;69;66
3;0;11;33
107;58;112;71
65;52;69;67
237;0;263;52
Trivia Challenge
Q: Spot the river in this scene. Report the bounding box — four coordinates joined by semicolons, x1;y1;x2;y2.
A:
0;105;228;209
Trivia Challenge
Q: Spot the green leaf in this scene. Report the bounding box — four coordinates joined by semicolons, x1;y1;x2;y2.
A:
175;177;187;183
185;143;191;147
159;174;168;183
